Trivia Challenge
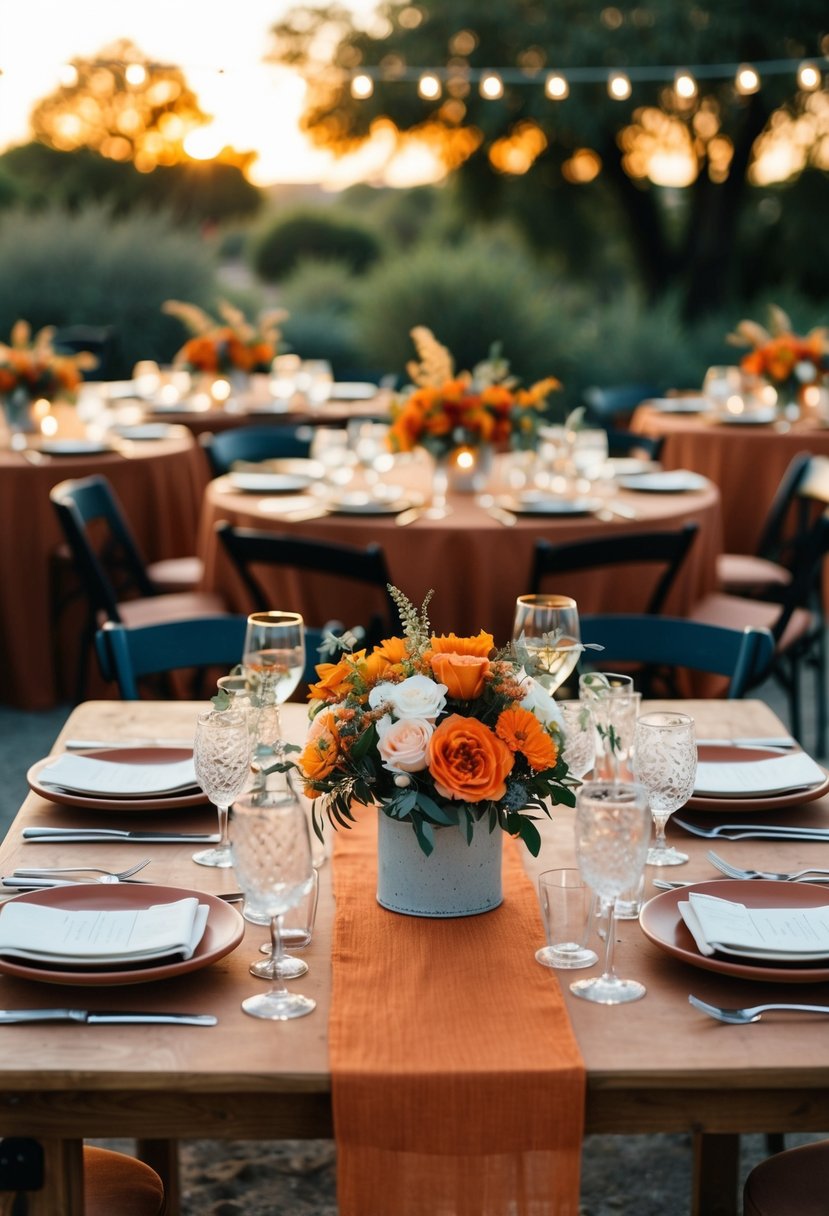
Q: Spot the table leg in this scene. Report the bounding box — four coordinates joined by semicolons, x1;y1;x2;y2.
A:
692;1132;740;1216
136;1138;180;1215
28;1139;84;1216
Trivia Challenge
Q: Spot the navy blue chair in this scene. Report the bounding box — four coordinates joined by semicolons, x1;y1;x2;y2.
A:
582;383;661;427
200;424;313;477
579;614;775;698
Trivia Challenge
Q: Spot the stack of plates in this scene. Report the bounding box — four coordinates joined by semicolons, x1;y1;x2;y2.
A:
497;491;602;517
27;747;207;812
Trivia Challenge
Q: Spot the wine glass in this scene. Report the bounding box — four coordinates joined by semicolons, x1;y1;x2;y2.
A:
243;611;305;775
230;791;317;1020
192;709;251;868
557;699;595;779
633;711;697;866
512;594;581;694
570;780;651;1005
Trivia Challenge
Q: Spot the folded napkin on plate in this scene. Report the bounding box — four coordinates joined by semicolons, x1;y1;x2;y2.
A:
694;751;825;798
679;892;829;959
0;897;208;966
39;754;197;798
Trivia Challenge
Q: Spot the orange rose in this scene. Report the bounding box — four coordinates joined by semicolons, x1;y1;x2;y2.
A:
298;721;339;784
430;652;490;700
495;707;559;771
430;631;494;657
428;714;514;802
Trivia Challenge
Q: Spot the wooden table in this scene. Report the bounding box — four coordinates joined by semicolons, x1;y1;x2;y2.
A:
198;463;722;645
0;429;207;710
630;403;829;553
2;698;829;1214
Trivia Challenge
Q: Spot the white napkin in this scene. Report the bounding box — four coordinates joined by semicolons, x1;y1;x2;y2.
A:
693;752;825;798
0;898;209;966
39;754;198;797
679;892;829;960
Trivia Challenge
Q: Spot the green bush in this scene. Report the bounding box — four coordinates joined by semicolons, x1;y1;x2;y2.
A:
0;205;218;376
250;208;382;281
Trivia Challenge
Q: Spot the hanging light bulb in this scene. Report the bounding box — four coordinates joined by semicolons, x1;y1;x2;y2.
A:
418;72;442;100
797;61;821;91
480;72;504;100
351;73;374;99
545;73;569;100
608;71;632;100
735;64;760;94
674;70;697;100
124;62;147;87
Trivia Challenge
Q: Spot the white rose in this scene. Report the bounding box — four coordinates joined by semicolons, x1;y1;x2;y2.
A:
519;671;564;728
376;715;434;773
368;674;447;721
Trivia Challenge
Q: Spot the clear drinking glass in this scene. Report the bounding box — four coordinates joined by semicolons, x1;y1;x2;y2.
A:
230;792;316;1020
702;365;743;411
192;709;251;868
570;780;651;1005
557;699;595;779
243;611;305;779
536;869;597;969
633;711;698;866
578;672;639;780
512;594;581;694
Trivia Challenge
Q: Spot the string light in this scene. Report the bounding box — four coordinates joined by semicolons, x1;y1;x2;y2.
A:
480;72;504;100
418;72;442;100
545;73;569;100
608;71;632;100
674;70;697;99
797;61;821;90
735;64;760;94
350;73;374;99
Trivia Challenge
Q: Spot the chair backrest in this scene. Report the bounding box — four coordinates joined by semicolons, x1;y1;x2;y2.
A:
530;523;699;615
215;522;396;645
763;511;829;643
49;475;156;622
200;425;314;477
582;383;661;426
605;427;664;462
579;614;775;698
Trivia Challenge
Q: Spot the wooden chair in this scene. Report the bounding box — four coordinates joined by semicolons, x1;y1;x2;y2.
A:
50;476;223;700
743;1139;829;1215
200;424;313;477
96;616;336;699
215;522;396;649
582;383;661;428
604;427;664;462
579;615;775;699
0;1141;165;1215
530;523;699;615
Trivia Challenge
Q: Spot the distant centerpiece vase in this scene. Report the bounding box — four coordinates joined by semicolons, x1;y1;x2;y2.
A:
376;812;503;918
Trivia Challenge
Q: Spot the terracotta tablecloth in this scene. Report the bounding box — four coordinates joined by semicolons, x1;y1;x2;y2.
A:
330;812;585;1216
198;464;722;646
0;432;207;709
630;405;829;553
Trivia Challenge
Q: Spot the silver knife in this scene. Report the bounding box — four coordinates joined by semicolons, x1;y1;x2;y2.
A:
22;829;220;843
0;1009;216;1025
63;739;194;751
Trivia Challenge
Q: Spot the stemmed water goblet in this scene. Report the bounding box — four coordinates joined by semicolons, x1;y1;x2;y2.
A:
512;594;581;695
192;708;251;868
243;611;305;782
570;780;651;1005
230;791;317;1020
633;711;697;866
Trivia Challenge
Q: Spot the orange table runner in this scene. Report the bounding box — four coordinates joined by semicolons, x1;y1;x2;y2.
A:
330;812;586;1216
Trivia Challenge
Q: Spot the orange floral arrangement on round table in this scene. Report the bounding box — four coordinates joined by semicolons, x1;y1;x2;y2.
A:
162;298;287;375
295;590;577;857
0;320;96;401
728;304;829;399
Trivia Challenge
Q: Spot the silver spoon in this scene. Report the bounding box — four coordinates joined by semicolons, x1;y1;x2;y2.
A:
689;994;829;1024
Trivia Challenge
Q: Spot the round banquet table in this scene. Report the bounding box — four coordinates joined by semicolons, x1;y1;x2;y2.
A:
0;425;208;710
198;462;722;647
630;403;829;554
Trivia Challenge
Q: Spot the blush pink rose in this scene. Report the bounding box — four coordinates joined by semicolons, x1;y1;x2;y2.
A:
376;715;434;774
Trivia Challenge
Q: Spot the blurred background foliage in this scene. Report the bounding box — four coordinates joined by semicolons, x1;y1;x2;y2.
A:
0;1;826;405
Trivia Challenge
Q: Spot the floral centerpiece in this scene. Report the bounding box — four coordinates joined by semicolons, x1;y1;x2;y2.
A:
162;298;287;375
388;327;560;460
295;589;576;910
0;320;97;439
727;304;828;410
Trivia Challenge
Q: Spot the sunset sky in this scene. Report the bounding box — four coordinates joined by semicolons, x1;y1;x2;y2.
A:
0;0;419;188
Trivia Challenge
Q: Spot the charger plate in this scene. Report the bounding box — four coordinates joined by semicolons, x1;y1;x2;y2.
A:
28;748;207;812
640;879;829;983
0;884;244;986
686;745;829;813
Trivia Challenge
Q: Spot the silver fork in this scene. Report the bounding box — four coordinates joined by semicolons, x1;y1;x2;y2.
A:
689;995;829;1024
12;859;151;881
673;816;829;841
706;851;829;883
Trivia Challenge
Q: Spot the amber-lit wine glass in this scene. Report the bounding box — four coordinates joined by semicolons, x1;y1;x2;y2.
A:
512;594;581;694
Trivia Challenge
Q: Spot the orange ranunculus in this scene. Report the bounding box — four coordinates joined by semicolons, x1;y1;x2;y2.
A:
359;650;394;687
428;714;514;802
430;631;495;657
298;722;339;784
373;636;408;663
430;652;490;700
307;653;363;702
496;706;559;771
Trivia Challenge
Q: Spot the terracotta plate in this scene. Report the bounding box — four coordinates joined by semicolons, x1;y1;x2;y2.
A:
640;879;829;983
27;749;208;812
0;884;244;986
685;745;829;813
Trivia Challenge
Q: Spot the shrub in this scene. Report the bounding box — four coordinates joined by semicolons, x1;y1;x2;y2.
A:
0;206;218;377
251;208;382;281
